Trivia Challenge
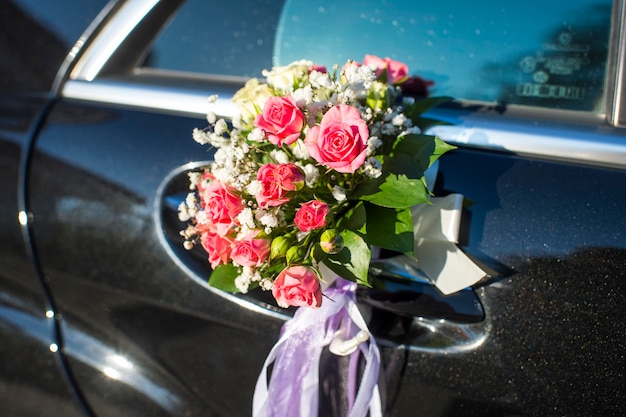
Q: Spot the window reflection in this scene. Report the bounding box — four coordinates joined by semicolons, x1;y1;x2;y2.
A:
275;0;612;112
142;0;285;77
143;0;612;113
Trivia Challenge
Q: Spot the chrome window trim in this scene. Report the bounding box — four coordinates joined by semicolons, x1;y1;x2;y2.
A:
69;0;160;81
63;78;239;118
62;77;626;170
607;0;626;127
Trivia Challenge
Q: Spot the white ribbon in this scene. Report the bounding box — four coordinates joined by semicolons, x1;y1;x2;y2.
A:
411;193;487;294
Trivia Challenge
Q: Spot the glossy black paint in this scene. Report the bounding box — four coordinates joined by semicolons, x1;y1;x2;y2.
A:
27;101;626;416
2;0;625;416
0;1;109;415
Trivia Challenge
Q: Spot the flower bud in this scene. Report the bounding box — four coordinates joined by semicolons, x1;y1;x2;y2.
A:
286;245;306;265
319;229;344;254
270;236;291;259
366;81;392;110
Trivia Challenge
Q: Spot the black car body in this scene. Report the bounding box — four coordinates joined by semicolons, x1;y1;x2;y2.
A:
1;0;625;416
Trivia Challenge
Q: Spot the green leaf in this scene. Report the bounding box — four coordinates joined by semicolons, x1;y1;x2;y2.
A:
208;264;240;293
405;96;452;121
337;201;366;232
393;133;457;173
324;230;371;286
411;116;450;132
365;204;414;253
353;154;430;208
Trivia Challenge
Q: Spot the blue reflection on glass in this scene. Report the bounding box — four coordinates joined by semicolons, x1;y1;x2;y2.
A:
276;0;611;111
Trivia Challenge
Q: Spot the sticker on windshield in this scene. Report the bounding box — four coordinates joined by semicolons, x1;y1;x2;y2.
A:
516;31;590;101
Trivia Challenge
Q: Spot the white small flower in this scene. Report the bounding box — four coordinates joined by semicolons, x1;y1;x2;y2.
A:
332;185;347;202
309;71;333;89
230;129;242;142
392;113;408;127
237;208;256;229
234;275;251;294
400;126;422;136
302;164;320;186
195;210;209;226
293;85;314;106
251;270;262;282
339;88;359;104
257;212;278;228
260;278;273;291
187;172;202;190
291;139;310;160
235;173;251;189
361;107;374;122
177;202;191;222
233;145;247;161
206;111;217;124
192;128;210;145
185;192;197;208
248;128;265;142
179;225;197;239
214;119;228;135
270;149;290;164
246;180;262;195
207;95;218;103
208;132;231;147
381;122;398;135
367;136;382;155
363;157;383;178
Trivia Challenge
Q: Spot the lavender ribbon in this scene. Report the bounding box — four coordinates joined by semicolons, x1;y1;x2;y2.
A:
253;278;382;417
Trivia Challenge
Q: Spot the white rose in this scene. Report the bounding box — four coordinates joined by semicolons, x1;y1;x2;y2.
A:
262;60;312;91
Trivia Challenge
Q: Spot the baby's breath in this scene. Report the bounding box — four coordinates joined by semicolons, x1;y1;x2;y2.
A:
183;56;450;306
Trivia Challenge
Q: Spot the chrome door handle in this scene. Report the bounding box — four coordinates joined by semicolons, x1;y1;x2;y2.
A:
360;255;485;323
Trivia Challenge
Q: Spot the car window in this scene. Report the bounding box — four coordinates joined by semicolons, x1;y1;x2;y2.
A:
142;0;285;78
143;0;613;113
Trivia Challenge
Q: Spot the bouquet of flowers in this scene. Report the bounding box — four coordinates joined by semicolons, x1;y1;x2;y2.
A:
178;55;455;309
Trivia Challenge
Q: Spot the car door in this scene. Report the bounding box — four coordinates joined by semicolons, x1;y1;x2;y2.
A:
0;1;112;416
28;0;626;416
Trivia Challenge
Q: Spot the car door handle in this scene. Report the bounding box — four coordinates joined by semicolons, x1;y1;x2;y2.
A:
361;255;485;323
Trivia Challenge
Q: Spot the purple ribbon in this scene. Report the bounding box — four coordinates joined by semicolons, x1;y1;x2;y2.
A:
253;278;382;417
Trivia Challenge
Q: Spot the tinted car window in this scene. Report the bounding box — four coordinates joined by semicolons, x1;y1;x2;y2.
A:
144;0;612;113
142;0;285;78
277;0;612;112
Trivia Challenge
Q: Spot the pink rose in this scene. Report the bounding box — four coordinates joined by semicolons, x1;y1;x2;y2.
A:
200;181;243;236
254;96;305;146
272;266;322;308
294;200;329;232
230;231;271;267
309;64;327;73
200;230;233;269
304;105;369;173
363;54;408;84
256;163;304;208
